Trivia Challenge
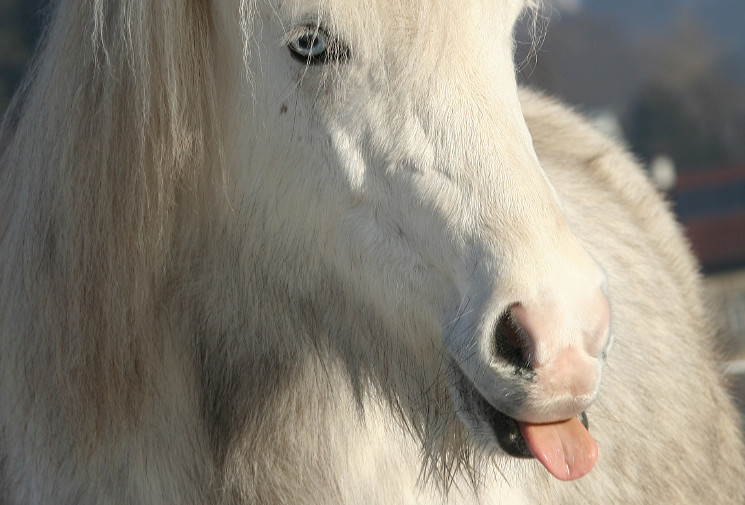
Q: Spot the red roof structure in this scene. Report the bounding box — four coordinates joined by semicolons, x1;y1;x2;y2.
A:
672;166;745;272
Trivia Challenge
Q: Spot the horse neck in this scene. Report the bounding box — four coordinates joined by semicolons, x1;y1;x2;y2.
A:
199;333;364;498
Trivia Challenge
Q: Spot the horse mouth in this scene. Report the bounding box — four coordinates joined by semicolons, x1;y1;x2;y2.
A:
451;362;590;460
469;381;534;459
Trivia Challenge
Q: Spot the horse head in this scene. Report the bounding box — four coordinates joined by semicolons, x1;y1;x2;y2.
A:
210;0;610;481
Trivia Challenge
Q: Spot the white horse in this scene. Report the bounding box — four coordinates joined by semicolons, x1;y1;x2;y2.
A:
0;0;742;503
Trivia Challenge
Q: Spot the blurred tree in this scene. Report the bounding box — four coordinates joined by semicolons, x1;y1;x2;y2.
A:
624;12;745;171
517;11;644;114
518;6;745;172
626;84;727;171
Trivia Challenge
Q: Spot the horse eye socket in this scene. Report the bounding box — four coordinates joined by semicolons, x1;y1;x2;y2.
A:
288;27;349;65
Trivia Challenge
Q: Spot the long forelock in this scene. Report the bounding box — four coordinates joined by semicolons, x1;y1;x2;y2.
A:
517;0;549;72
0;0;220;443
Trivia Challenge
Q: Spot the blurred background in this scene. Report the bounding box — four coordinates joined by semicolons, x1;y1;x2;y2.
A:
2;0;744;403
513;0;745;392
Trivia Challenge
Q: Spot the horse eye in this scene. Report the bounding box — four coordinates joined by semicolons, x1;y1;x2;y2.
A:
288;27;349;65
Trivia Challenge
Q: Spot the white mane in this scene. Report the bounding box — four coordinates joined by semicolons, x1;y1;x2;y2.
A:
0;0;221;441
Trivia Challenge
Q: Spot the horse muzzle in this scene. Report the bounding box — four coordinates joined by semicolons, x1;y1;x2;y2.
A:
445;283;611;480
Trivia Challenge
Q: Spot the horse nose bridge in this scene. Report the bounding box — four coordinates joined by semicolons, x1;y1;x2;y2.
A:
472;202;607;303
462;215;611;365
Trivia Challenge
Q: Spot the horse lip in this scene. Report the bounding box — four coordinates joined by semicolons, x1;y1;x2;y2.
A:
472;386;534;458
452;362;590;459
454;363;534;458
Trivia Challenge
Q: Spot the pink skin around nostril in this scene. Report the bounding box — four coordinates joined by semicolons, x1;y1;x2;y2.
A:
536;346;599;398
510;286;611;369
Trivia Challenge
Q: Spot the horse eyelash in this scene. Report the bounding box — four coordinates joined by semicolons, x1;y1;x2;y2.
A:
283;24;351;65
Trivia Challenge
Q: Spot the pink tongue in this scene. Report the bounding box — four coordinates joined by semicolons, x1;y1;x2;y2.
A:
518;417;598;481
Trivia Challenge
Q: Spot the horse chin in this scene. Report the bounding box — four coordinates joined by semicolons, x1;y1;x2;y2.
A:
447;361;589;460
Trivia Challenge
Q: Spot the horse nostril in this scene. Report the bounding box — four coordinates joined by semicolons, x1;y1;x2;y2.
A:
493;308;532;372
